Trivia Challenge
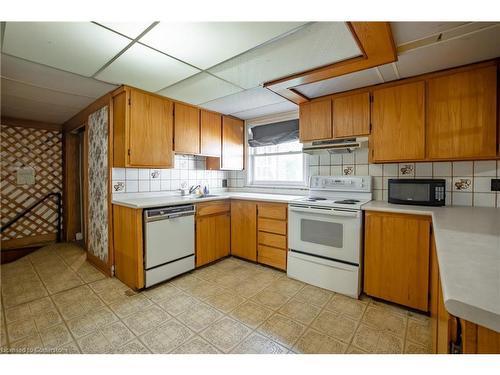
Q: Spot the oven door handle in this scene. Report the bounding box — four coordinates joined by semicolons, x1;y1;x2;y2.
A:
289;205;360;217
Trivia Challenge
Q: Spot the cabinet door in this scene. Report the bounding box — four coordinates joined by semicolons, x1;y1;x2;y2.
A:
128;90;173;167
200;110;222;157
221;116;244;170
230;200;257;261
196;212;230;267
427;66;497;159
299;99;332;141
364;211;431;311
174;102;200;154
333;92;370;138
371;81;425;161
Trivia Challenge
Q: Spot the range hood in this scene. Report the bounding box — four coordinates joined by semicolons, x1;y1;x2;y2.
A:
302;137;368;154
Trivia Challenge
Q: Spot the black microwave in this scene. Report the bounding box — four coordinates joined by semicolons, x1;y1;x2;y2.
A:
388;179;446;206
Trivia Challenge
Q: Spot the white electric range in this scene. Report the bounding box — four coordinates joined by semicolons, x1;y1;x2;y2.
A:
287;175;372;298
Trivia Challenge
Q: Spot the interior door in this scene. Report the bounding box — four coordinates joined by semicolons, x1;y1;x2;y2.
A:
129;90;173;167
371;81;425;162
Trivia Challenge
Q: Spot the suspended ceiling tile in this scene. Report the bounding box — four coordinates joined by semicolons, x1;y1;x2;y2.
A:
199;87;286;115
376;63;400;82
96;21;155;39
1;94;81;123
1;54;118;98
2;22;131;77
231;101;298;120
139;22;306;70
396;25;500;78
209;22;361;90
2;78;95;109
391;22;468;45
157;72;242;105
295;68;383;98
95;43;200;92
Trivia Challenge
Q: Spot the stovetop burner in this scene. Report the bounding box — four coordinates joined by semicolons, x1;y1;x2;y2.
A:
334;199;360;205
304;197;327;202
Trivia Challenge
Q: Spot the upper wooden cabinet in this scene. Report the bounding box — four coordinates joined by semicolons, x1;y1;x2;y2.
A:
299;98;332;142
364;211;431;311
332;92;370;138
200;110;222;157
113;88;174;168
427;66;497;160
221;116;244;170
174;102;200;154
371;81;426;162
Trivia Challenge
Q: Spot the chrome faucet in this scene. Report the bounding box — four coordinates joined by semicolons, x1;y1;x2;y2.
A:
189;185;201;194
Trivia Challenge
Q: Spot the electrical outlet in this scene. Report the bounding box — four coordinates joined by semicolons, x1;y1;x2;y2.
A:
222;179;228;188
491;179;500;192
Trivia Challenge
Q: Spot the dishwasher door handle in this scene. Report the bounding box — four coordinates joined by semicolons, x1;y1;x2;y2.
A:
166;212;195;219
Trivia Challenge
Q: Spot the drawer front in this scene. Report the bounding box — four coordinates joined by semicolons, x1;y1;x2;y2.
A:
258;245;286;270
258;217;287;235
258;231;287;250
197;200;230;217
257;203;287;220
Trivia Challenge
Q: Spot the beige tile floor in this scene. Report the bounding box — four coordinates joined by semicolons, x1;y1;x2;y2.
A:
0;243;432;354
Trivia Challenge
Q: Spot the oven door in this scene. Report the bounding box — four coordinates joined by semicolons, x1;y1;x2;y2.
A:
288;205;362;265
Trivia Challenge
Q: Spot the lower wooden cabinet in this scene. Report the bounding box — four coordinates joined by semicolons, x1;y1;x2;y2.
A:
196;201;230;267
230;200;257;261
364;210;431;311
257;202;287;271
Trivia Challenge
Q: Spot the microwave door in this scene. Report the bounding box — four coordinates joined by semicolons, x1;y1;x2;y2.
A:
288;207;361;265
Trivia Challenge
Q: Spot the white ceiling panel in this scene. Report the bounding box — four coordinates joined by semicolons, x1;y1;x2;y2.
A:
96;22;155;39
209;22;361;90
199;87;286;115
295;68;383;98
157;72;242;105
96;43;200;92
1;54;117;98
2;78;95;109
396;25;500;78
1;94;82;123
391;22;468;45
2;22;131;77
231;101;298;120
377;63;400;82
139;22;306;70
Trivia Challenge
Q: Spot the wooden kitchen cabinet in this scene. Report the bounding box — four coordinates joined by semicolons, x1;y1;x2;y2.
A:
230;200;257;261
200;110;222;157
364;211;431;311
371;81;425;162
113;87;174;168
299;98;332;141
207;116;244;171
332;92;370;138
427;65;497;160
257;202;287;270
196;201;230;267
174;102;200;154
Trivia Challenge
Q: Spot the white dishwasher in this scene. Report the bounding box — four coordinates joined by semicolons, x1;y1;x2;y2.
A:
144;204;195;287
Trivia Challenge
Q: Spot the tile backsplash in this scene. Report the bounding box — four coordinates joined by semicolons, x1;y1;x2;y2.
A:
306;149;499;207
112;155;229;194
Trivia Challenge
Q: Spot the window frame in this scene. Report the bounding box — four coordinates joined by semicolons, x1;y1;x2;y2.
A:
246;119;308;188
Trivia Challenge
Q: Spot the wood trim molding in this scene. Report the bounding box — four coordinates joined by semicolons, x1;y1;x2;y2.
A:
63;92;112;133
1;233;56;250
1;116;62;131
86;250;112;277
264;22;397;104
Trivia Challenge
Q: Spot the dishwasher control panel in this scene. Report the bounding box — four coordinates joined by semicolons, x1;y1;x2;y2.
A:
145;204;195;221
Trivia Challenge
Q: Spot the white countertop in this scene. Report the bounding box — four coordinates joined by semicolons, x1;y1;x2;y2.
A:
363;201;500;332
112;191;304;209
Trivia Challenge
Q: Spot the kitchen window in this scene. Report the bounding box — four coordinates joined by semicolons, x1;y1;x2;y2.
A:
247;118;307;187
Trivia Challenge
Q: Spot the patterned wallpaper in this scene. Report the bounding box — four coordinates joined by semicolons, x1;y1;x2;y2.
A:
87;106;109;263
0;125;62;242
111;155;229;194
229;147;500;208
